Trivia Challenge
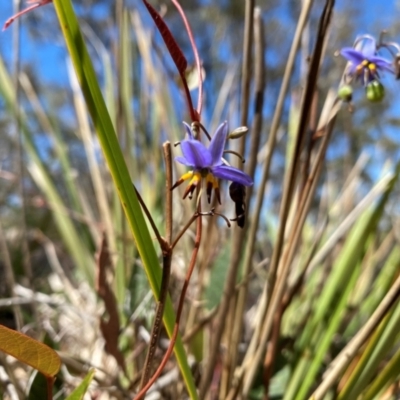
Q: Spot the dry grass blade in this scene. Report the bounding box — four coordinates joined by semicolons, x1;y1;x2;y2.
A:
223;7;266;397
240;0;335;395
198;1;255;397
227;2;317;397
3;0;400;398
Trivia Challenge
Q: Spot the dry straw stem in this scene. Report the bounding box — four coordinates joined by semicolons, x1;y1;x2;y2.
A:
12;0;34;299
239;0;335;395
306;171;395;276
227;1;316;397
245;108;335;396
137;143;172;387
68;62;112;249
9;2;33;336
310;271;400;400
198;1;255;398
239;0;255;133
247;103;336;397
221;7;266;397
163;142;173;244
259;0;316;299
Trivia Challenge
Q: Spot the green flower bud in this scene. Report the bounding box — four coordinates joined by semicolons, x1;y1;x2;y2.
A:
338;85;353;102
228;126;249;139
366;80;385;102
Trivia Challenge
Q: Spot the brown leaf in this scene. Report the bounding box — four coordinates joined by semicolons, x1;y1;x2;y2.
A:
96;234;127;375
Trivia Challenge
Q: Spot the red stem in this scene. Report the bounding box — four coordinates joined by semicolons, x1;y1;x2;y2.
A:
171;0;203;118
46;376;54;400
142;0;198;122
133;212;203;400
3;0;52;31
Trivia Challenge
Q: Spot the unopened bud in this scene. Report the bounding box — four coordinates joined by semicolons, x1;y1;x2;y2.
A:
228;126;249;139
338;84;353;102
366;80;385;102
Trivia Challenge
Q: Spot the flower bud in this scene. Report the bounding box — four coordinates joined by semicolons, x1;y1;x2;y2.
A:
366;80;385;102
228;126;249;139
338;85;353;102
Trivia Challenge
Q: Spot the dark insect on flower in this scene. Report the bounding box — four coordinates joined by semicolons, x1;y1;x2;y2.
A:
340;36;394;86
229;182;246;228
171;121;253;204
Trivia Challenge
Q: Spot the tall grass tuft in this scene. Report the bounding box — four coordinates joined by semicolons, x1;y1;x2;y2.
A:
1;0;400;399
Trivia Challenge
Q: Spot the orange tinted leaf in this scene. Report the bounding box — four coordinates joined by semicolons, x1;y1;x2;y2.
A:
142;0;187;75
0;324;61;377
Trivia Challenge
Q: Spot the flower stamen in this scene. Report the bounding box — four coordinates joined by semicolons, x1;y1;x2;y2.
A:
171;171;194;190
205;173;221;204
172;121;253;212
182;172;201;199
340;35;395;87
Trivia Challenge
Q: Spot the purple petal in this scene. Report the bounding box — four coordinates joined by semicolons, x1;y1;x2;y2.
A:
181;140;212;168
175;156;194;167
183;121;194;140
371;56;394;73
360;37;377;59
340;48;365;65
212;165;253;186
208;121;228;166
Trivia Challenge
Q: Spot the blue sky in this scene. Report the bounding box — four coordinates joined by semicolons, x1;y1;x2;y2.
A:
1;1;399;85
1;0;400;200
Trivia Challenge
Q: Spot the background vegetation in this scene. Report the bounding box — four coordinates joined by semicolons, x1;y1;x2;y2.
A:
1;0;400;399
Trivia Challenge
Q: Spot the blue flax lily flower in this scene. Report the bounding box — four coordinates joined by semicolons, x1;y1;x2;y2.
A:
340;36;394;85
172;121;253;203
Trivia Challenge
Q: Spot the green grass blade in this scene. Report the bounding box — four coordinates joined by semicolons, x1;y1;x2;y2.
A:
339;301;400;400
65;369;95;400
288;164;400;400
361;345;400;400
50;1;197;397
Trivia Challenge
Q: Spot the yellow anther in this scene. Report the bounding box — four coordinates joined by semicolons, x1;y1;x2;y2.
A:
206;173;214;185
183;172;202;200
188;172;201;186
181;170;195;181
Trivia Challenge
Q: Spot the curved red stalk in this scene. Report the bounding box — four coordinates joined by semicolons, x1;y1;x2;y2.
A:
142;0;187;74
3;0;52;31
133;213;202;400
142;0;198;122
170;0;203;118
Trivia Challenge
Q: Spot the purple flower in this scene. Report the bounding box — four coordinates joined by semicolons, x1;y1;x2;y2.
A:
340;36;394;85
172;121;253;203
